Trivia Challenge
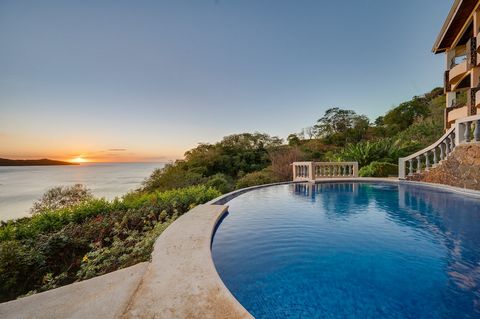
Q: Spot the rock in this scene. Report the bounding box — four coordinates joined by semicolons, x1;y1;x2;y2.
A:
406;144;480;190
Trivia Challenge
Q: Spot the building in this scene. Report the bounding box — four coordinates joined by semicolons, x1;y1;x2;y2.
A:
433;0;480;129
398;0;480;185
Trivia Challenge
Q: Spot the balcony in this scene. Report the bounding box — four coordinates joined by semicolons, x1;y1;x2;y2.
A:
475;89;480;108
446;104;469;128
448;60;468;88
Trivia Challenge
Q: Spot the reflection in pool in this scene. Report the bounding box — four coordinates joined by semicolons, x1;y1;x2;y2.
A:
212;183;480;318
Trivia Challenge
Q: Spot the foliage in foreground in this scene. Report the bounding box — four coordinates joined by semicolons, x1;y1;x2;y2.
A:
0;185;220;302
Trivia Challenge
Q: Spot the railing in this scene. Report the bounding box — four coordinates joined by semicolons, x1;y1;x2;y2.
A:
292;161;358;181
398;114;480;179
455;114;480;144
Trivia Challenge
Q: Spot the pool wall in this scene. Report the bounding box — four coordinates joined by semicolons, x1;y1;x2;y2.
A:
2;178;480;318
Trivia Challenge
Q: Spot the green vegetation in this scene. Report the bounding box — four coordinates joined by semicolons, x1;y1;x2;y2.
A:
142;87;444;189
359;162;399;177
0;87;446;302
0;185;220;302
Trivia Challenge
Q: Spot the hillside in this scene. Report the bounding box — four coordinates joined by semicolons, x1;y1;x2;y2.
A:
0;158;77;166
141;87;446;189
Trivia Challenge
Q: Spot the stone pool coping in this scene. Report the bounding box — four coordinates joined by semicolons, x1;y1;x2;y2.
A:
2;178;480;318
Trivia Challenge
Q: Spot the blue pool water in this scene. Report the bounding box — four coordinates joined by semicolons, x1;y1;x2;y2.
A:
211;183;480;318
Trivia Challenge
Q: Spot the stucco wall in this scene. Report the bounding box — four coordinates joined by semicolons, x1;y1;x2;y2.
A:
407;144;480;190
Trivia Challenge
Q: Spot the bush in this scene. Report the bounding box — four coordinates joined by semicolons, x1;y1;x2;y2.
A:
0;185;221;302
269;146;302;181
358;161;399;177
141;164;205;192
205;174;234;194
236;168;279;189
30;184;94;215
0;198;115;241
338;139;406;167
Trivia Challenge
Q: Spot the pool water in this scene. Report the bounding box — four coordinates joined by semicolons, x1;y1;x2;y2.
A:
211;183;480;318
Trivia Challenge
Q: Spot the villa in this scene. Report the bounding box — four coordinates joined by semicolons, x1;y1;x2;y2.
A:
435;0;480;129
394;0;480;189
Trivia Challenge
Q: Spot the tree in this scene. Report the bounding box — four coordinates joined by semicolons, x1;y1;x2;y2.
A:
314;108;370;145
382;97;430;133
315;108;357;137
269;146;302;180
287;134;301;146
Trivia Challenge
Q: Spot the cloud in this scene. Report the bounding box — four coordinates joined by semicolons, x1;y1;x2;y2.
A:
108;148;127;152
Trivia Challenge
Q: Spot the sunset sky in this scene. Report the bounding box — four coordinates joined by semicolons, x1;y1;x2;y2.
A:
1;0;451;162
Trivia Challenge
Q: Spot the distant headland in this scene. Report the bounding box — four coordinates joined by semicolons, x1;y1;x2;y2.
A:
0;158;78;166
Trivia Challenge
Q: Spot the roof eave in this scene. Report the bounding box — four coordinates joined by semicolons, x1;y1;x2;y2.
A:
432;0;463;54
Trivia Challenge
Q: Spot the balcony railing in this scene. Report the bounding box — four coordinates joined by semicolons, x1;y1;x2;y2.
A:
399;114;480;179
449;60;468;87
292;161;358;181
456;114;480;144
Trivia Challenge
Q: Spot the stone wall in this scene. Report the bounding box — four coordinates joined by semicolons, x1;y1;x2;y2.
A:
407;144;480;190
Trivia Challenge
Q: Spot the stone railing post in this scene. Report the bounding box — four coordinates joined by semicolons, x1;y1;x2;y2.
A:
307;162;314;182
398;158;406;179
455;120;463;145
464;121;471;142
352;162;359;177
475;120;480;142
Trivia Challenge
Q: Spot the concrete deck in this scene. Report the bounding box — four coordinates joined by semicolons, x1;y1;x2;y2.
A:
0;262;148;319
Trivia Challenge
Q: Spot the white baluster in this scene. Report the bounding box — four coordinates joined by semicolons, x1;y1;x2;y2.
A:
464;122;471;143
475;120;480;142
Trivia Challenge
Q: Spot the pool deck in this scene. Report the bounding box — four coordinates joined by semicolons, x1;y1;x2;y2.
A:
121;203;252;319
2;178;480;318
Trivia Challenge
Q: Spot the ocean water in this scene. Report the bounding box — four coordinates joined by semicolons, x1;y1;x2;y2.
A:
212;183;480;318
0;162;165;221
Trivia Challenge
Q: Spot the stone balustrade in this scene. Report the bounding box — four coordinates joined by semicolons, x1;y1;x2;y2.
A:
455;114;480;144
292;161;358;181
399;114;480;179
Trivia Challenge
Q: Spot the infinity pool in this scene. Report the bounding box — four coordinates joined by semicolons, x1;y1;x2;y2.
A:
211;183;480;318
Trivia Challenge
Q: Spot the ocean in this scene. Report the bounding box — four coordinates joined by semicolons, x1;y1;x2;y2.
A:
0;162;165;221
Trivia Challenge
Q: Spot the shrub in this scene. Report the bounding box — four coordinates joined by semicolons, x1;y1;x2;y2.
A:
141;164;205;192
236;168;280;189
358;161;399;177
269;146;302;181
205;174;234;194
338;139;406;167
0;198;114;241
77;220;172;280
30;184;93;215
0;185;221;302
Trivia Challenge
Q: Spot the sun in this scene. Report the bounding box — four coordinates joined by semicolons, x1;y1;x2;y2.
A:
71;156;88;163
